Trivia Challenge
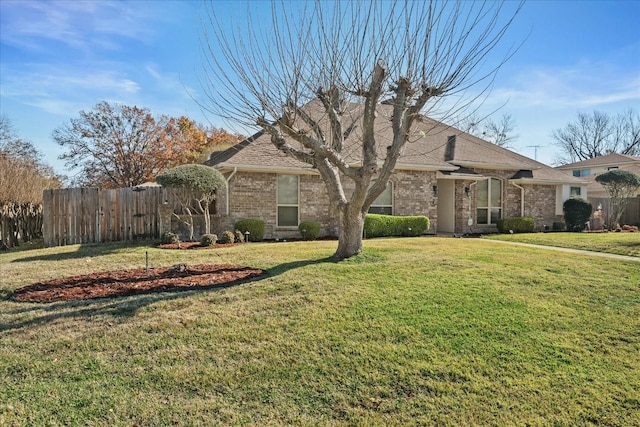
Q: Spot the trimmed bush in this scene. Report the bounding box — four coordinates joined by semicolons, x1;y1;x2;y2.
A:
234;230;245;243
552;221;565;231
161;231;180;244
234;219;265;242
219;230;235;244
299;221;321;241
563;198;593;232
200;233;217;246
364;214;430;238
496;217;534;234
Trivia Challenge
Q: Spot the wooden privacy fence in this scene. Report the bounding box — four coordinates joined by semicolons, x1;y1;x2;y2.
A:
589;196;640;227
43;187;173;247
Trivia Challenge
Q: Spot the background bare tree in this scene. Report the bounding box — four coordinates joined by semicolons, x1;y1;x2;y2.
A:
460;113;518;147
53;101;243;189
201;0;522;259
1;115;62;248
553;110;640;164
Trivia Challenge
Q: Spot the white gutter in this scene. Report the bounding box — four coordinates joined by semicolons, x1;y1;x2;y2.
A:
225;167;237;215
512;182;525;217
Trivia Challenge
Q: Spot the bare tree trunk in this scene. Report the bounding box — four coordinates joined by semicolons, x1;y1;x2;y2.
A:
334;205;365;260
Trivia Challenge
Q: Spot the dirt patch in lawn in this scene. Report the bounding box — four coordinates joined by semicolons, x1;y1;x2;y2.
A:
12;264;266;303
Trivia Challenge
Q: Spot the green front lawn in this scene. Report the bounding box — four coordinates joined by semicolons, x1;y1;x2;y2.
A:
1;238;639;425
484;231;640;257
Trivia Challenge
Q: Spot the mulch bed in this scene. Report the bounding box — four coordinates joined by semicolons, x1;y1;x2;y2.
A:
157;242;242;250
12;264;267;303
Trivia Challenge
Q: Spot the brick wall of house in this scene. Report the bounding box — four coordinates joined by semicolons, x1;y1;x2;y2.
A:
454;180;478;233
469;169;562;231
217;168;562;239
391;170;439;232
218;171;335;240
219;170;441;239
521;184;564;229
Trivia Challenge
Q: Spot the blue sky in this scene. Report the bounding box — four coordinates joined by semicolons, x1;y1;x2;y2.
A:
1;0;639;175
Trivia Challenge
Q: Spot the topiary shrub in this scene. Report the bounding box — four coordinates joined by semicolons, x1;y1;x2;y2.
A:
563;198;593;232
552;221;565;231
234;230;245;243
161;231;180;244
496;217;534;234
200;233;217;246
219;230;235;244
364;214;430;238
299;221;321;240
234;219;265;242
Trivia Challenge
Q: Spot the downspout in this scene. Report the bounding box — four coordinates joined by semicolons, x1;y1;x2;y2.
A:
225;168;237;215
512;182;525;217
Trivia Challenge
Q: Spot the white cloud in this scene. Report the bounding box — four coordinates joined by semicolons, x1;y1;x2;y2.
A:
145;63;198;101
0;0;161;54
486;60;640;111
1;63;141;115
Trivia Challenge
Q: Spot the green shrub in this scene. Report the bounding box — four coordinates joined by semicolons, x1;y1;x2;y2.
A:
552;221;565;231
161;231;180;244
219;230;235;244
234;219;265;242
299;221;321;241
200;233;217;246
364;214;430;238
563;198;593;232
234;230;245;243
496;217;534;233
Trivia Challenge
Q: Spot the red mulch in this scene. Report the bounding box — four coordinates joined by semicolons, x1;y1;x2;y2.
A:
157;242;242;250
12;264;267;303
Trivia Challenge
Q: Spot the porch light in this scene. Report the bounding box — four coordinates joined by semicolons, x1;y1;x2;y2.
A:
432;185;438;196
465;186;471;197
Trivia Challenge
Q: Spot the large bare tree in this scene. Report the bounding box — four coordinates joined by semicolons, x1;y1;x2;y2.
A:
553;110;640;164
201;0;522;259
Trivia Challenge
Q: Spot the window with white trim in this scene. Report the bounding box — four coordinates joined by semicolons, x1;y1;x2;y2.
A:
572;169;590;177
277;175;298;227
368;181;393;215
570;186;581;197
477;178;502;225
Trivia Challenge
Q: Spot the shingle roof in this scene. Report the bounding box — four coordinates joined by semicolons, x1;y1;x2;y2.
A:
208;100;583;184
556;153;640;169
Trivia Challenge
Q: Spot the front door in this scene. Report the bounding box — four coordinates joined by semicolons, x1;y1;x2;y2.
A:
436;179;455;233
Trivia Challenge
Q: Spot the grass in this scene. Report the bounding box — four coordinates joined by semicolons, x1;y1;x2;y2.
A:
1;237;639;425
484;231;640;257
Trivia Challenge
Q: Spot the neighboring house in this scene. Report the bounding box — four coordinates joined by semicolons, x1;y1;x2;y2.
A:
206;102;587;238
555;153;640;228
555;153;640;197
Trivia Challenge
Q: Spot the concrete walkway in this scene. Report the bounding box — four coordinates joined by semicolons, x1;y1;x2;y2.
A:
484;239;640;263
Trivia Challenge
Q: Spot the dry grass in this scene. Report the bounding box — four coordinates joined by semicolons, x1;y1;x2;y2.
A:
1;237;639;425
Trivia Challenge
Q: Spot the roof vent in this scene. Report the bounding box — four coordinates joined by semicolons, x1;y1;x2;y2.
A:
445;135;456;161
